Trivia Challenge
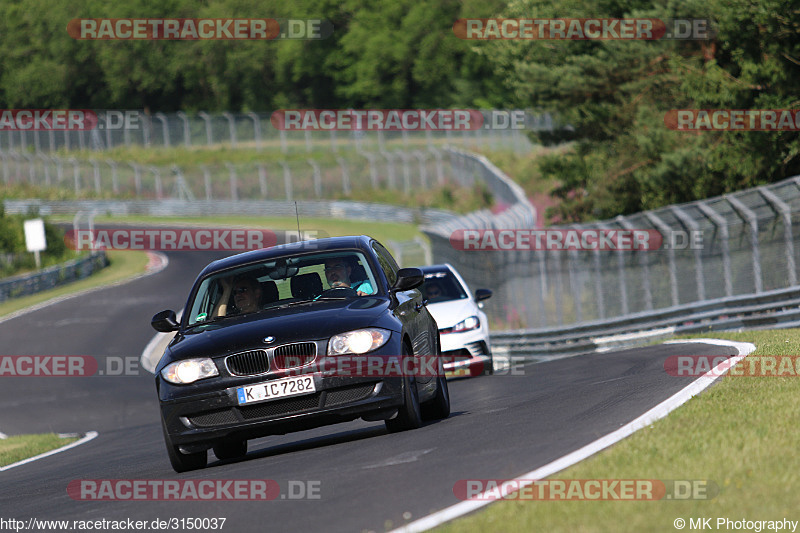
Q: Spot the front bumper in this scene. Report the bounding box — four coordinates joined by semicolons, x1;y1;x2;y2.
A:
440;329;492;377
160;374;405;449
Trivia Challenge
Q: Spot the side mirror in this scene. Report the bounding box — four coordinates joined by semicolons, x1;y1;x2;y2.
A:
151;310;179;332
391;268;424;292
475;289;492;302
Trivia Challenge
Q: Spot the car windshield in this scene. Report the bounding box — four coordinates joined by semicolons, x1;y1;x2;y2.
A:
421;271;468;303
186;250;378;326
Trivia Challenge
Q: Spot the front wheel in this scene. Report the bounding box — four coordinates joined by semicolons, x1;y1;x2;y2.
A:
213;439;247;461
421;374;450;420
162;419;207;473
385;344;423;433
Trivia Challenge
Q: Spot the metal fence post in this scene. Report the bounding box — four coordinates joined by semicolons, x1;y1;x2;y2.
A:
617;215;652;310
397;151;411;195
670;207;705;301
280;161;293;201
697;202;733;297
226;163;238;201
222;112;237;148
198;112;213;146
758;186;796;287
154;113;170;147
69;157;80;195
308;159;322;197
258;164;268;198
337;157;351;195
248;112;262;151
412;150;427;189
201;165;212;201
129;162;142;196
726;194;763;293
176;111;191;146
88;159;101;195
150;166;162;199
645;212;679;306
106;159;119;194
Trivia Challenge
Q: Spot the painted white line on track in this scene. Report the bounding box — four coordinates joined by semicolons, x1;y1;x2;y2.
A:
0;431;99;472
389;338;756;533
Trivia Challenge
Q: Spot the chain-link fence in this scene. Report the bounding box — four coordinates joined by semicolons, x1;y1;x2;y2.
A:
0;111;550;155
0;149;486;202
425;149;800;331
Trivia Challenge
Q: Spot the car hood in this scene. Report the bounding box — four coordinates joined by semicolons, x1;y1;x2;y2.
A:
166;297;390;361
426;299;476;329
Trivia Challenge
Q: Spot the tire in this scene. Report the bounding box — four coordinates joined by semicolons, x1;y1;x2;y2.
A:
162;419;207;473
421;375;450;420
213;439;248;461
385;344;423;433
422;335;450;420
483;355;494;376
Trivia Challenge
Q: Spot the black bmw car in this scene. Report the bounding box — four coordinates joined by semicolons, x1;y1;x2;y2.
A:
151;235;450;472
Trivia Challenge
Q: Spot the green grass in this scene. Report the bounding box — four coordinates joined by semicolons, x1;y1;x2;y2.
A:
437;329;800;532
0;433;79;467
0;250;150;319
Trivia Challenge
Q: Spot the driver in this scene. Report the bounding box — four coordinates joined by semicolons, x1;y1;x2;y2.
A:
324;257;373;296
231;274;262;313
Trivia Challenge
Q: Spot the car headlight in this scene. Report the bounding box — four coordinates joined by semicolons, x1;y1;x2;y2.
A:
161;358;219;384
443;316;480;334
328;328;390;355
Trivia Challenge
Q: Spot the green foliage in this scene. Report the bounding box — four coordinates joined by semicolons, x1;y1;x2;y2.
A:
0;209;74;276
0;0;797;222
488;0;800;222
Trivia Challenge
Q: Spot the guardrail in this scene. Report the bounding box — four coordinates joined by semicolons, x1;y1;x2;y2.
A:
490;285;800;358
0;251;108;303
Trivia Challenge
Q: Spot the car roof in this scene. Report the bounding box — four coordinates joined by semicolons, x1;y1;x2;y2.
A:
418;263;455;274
198;235;374;277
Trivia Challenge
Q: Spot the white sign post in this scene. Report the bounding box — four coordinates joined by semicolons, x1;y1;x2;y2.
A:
24;218;47;270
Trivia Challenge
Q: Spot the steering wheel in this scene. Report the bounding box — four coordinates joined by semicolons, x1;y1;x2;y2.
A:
319;285;358;297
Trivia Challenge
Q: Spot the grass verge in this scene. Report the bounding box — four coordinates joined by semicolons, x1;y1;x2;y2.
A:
0;433;79;467
437;329;800;532
0;250;150;319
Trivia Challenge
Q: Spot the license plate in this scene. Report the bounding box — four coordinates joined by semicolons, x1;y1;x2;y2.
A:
236;375;316;405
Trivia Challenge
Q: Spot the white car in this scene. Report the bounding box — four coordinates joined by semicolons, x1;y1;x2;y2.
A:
418;264;493;377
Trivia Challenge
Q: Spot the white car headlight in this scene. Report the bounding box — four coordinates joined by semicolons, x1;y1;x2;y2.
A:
328;328;390;355
161;358;219;384
444;316;480;334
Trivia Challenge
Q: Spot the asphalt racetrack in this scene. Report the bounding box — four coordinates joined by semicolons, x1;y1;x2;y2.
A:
0;246;740;532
